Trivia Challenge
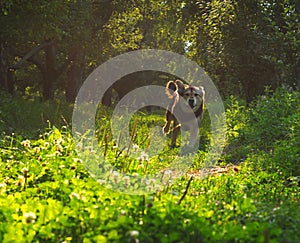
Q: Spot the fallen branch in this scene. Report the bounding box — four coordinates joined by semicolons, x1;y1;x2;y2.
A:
178;176;193;205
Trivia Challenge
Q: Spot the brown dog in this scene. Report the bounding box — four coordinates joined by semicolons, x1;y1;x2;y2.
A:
163;80;205;148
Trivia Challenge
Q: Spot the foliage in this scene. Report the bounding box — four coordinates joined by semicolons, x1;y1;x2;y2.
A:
225;87;300;176
1;2;299;241
183;0;300;100
0;92;72;137
1;0;299;101
0;0;112;100
0;88;300;242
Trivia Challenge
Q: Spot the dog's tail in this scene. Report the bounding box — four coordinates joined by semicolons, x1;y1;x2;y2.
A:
165;80;183;98
165;81;177;98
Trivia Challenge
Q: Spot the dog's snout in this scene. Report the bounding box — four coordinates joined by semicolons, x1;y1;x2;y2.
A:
188;98;195;107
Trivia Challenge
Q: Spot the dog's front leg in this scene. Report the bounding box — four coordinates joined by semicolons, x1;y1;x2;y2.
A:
171;120;180;147
189;127;199;148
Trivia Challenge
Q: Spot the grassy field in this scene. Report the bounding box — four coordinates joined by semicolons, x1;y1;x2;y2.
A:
0;89;299;242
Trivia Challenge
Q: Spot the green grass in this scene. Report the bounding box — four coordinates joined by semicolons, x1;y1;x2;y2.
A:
0;88;299;242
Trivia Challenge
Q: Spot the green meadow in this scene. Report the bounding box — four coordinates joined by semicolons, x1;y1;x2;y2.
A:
0;88;299;242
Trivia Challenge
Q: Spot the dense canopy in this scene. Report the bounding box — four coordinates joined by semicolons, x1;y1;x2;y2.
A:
0;0;299;102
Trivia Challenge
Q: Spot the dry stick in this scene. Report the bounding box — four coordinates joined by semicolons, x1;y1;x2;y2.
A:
178;176;194;205
122;119;139;172
125;119;138;158
103;128;108;159
130;119;138;144
139;134;149;147
144;159;149;175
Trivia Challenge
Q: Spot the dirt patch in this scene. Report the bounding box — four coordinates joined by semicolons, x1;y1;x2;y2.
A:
188;165;239;179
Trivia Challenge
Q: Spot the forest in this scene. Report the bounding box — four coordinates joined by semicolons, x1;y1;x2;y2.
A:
0;0;299;242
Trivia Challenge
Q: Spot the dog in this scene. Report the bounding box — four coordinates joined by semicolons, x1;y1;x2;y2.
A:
162;80;205;148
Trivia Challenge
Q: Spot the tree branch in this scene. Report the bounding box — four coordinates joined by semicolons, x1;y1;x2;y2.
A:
27;55;45;74
9;41;54;71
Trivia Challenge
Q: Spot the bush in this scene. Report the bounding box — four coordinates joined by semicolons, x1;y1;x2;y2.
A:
248;88;300;149
224;88;300;176
0;92;72;137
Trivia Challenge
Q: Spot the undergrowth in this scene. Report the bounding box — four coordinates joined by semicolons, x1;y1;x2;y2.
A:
0;88;299;242
0;92;72;137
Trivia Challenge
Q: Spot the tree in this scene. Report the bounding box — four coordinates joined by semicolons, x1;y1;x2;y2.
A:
260;0;300;89
101;0;187;105
0;0;113;101
182;0;299;101
1;1;69;98
1;0;298;102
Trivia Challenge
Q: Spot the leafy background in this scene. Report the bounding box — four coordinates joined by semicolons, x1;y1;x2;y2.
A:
0;0;300;242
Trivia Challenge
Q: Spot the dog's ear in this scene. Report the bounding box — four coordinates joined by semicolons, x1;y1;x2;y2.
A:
175;80;185;95
201;96;205;113
200;87;205;112
165;81;178;98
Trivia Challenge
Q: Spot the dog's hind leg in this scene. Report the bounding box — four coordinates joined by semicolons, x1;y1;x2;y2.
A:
163;121;171;135
163;110;173;134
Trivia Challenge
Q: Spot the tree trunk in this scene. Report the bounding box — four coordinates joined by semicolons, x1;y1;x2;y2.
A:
42;43;56;100
0;45;6;91
0;71;5;91
7;41;72;100
6;69;14;94
102;86;113;106
66;64;83;103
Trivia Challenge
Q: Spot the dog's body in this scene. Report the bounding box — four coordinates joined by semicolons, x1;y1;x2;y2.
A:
163;80;205;148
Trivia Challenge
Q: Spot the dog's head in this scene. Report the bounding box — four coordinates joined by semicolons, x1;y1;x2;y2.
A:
166;80;205;113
